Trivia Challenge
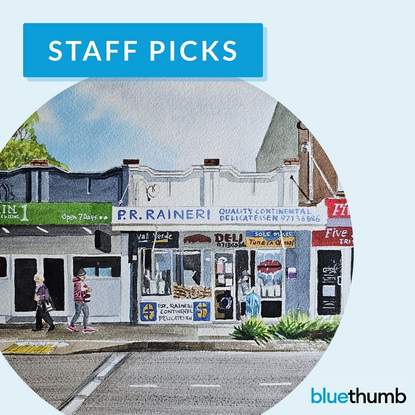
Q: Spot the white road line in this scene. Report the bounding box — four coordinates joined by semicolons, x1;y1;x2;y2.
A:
130;384;159;388
259;382;292;386
190;384;221;388
97;354;127;378
78;379;102;397
61;397;85;415
59;352;129;415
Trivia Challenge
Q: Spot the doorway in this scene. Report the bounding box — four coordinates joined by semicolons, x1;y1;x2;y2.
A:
14;256;66;313
317;250;342;315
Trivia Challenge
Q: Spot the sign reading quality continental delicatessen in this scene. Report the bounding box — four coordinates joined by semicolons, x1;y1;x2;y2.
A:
113;206;327;226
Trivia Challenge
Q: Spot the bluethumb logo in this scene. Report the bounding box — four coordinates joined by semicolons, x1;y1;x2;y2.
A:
311;387;407;404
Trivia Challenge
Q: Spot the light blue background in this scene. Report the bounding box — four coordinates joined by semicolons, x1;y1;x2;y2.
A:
1;1;414;414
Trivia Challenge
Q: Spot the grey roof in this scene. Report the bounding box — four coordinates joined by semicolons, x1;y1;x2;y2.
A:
256;102;299;172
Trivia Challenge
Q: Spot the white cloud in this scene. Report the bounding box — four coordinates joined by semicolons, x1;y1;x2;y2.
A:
36;104;59;134
73;79;277;171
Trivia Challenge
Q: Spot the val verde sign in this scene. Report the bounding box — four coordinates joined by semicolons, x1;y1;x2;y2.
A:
0;203;112;225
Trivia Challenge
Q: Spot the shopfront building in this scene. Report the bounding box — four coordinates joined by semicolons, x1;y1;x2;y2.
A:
309;198;353;318
124;227;316;324
0;161;352;326
112;159;329;324
0;164;130;324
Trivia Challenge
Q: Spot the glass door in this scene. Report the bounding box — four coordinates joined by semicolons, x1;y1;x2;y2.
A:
14;256;66;314
255;250;283;318
317;250;342;315
214;252;234;320
14;258;37;312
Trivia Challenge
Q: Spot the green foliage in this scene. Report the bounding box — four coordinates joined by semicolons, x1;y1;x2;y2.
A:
1;111;69;171
12;112;40;141
231;317;271;345
268;308;341;342
0;139;69;171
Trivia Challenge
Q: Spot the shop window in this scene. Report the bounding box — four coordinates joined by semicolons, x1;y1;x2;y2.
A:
142;249;172;296
73;256;121;277
173;250;211;300
0;257;7;278
255;250;283;298
141;249;211;299
144;250;173;296
214;252;234;287
175;250;202;286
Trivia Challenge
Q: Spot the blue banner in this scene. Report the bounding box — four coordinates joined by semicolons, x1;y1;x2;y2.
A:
23;23;263;78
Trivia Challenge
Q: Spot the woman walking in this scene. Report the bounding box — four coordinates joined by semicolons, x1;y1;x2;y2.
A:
32;274;55;332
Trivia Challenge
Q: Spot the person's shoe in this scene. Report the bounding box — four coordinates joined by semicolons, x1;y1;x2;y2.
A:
47;324;55;332
67;325;78;332
31;327;42;331
82;327;95;333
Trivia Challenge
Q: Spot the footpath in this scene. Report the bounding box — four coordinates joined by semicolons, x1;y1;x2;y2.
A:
0;323;328;355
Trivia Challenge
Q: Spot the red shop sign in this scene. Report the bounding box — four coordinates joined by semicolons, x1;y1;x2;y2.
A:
325;198;350;218
312;227;354;247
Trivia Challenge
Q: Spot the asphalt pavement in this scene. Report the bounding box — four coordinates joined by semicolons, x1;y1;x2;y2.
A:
0;323;329;355
5;350;324;414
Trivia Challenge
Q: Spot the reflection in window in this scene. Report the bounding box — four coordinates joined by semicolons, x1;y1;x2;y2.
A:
255;250;283;298
99;267;112;277
142;250;172;296
173;250;211;300
84;267;96;277
73;257;121;277
141;249;211;299
174;250;201;287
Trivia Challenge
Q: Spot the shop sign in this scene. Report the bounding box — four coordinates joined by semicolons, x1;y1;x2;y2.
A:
183;234;212;244
140;302;157;322
114;206;326;225
193;302;211;321
0;202;112;225
181;231;245;248
246;230;296;248
214;233;245;248
312;227;353;247
129;231;179;248
139;301;211;323
158;302;193;323
325;199;350;218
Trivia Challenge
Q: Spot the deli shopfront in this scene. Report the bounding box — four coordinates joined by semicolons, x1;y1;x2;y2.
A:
126;227;315;324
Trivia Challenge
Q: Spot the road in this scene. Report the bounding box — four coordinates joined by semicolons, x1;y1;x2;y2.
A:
6;351;322;415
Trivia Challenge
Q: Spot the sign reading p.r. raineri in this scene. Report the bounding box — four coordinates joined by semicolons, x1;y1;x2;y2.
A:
113;206;326;226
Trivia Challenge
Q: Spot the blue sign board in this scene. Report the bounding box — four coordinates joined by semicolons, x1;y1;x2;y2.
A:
24;23;264;78
193;301;211;321
140;302;157;322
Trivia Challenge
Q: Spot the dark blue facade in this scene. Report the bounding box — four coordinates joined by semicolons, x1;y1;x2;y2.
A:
0;165;127;205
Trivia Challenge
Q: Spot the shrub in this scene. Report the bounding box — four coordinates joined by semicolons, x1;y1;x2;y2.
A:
231;317;271;345
268;308;341;342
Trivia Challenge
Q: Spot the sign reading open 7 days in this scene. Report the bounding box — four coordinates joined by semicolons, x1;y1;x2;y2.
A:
0;203;112;225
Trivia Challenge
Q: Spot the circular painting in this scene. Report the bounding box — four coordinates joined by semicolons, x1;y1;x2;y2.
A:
0;79;353;414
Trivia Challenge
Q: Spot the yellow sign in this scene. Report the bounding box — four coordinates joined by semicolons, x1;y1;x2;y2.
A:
142;303;156;320
195;302;209;319
246;237;295;248
3;344;55;354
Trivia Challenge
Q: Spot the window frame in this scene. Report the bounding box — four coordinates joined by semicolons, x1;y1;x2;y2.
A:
73;256;121;278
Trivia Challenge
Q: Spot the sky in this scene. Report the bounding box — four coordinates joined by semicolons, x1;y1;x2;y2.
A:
34;79;278;172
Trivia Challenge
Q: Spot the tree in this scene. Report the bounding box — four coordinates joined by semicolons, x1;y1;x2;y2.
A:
12;112;40;141
0;111;69;171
